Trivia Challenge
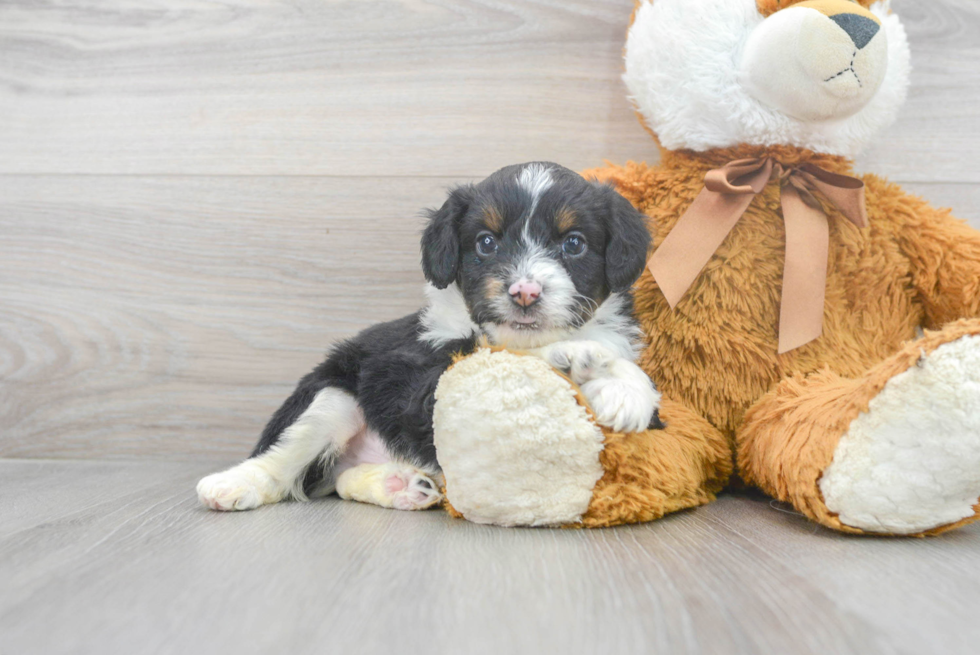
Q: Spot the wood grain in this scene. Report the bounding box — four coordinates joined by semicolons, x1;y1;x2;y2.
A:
0;0;655;177
0;175;452;460
2;459;980;655
857;0;980;182
0;0;977;180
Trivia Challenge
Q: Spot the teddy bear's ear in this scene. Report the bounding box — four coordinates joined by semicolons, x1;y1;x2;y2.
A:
603;187;651;294
421;185;473;289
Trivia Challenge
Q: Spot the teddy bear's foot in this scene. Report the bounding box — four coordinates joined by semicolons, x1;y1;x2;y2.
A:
336;463;443;511
819;335;980;535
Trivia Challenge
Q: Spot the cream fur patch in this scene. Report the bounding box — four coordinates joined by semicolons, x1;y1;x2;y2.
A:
820;335;980;534
433;348;605;527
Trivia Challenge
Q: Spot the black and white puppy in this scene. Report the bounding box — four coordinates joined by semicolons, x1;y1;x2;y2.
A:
197;162;662;512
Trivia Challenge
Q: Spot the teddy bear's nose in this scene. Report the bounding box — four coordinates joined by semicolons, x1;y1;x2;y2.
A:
829;13;880;50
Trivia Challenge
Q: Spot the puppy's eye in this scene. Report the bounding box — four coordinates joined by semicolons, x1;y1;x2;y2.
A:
476;232;498;257
562;232;587;257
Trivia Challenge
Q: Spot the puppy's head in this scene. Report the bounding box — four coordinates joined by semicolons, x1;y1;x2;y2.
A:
421;162;650;346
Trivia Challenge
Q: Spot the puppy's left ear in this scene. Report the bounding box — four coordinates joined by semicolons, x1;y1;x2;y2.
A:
603;187;651;293
421;185;473;289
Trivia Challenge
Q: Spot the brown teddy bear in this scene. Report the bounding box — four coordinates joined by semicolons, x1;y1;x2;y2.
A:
436;0;980;536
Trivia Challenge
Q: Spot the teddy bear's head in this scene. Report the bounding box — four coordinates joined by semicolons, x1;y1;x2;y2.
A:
624;0;910;157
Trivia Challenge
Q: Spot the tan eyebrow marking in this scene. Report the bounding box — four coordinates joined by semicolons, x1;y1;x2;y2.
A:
483;204;504;232
555;207;578;233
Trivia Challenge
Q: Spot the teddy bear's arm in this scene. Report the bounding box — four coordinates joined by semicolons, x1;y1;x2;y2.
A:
883;181;980;328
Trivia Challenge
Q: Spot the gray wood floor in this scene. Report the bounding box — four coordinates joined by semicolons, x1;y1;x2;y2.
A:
2;458;980;655
2;1;980;653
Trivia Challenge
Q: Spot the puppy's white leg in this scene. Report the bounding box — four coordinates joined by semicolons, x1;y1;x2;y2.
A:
532;340;660;433
197;388;365;511
580;359;661;433
336;463;443;511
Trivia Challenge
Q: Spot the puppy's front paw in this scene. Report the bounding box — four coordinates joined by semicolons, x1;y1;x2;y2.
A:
541;340;617;385
196;464;280;511
581;360;661;433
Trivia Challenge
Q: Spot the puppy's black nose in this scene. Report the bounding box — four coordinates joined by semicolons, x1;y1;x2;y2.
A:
509;280;542;307
829;13;880;50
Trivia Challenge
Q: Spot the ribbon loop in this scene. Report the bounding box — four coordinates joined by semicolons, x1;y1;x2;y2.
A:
647;157;867;353
703;158;773;195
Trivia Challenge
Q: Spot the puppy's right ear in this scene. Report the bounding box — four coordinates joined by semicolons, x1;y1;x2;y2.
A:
421;186;472;289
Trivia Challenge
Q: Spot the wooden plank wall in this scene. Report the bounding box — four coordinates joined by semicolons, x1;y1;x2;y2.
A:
1;0;978;460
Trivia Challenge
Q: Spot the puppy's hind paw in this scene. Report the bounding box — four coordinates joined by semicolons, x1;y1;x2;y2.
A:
388;470;443;511
337;463;443;511
196;464;280;511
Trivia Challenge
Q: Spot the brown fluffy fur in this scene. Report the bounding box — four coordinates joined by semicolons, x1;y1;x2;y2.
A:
581;398;731;528
583;142;980;536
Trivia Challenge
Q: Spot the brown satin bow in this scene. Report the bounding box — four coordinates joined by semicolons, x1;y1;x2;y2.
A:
647;158;868;354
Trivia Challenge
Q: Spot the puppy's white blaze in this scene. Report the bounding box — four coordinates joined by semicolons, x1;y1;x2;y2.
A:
517;163;554;245
419;283;480;346
513;248;577;328
196;388;365;510
517;163;554;206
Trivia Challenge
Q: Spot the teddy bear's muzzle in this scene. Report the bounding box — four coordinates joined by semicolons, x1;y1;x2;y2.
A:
739;0;888;122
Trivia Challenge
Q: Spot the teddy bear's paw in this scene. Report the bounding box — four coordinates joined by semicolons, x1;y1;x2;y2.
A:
819;334;980;534
581;360;662;433
197;463;282;511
